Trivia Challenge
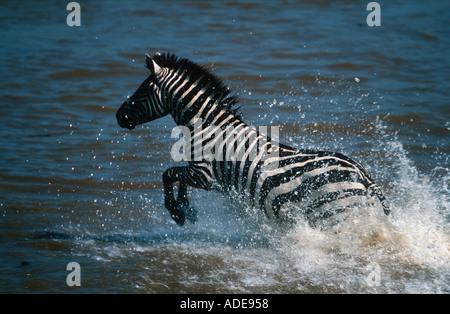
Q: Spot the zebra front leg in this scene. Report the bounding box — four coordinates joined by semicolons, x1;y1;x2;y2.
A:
177;181;197;224
162;167;197;226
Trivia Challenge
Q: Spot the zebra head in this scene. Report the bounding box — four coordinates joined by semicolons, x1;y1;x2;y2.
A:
116;53;168;130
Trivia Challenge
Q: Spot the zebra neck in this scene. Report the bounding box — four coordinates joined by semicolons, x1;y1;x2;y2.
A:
172;95;231;127
185;109;245;143
167;76;238;127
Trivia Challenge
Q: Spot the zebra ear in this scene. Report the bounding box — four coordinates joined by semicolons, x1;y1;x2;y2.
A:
145;54;162;76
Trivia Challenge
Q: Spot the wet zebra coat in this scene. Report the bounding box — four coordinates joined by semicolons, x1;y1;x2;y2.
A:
116;53;389;226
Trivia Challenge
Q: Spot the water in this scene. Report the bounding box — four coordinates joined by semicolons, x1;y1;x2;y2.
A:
0;0;449;293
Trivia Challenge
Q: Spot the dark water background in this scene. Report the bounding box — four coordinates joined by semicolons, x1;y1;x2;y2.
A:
0;0;449;293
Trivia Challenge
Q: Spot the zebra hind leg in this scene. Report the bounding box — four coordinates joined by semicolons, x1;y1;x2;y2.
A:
368;184;391;216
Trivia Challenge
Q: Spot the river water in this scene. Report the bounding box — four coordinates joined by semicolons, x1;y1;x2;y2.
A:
0;0;449;293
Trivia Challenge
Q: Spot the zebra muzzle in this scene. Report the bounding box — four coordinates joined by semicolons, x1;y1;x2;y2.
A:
116;111;136;130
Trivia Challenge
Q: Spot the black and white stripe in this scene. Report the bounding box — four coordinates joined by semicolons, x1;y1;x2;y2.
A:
116;53;390;226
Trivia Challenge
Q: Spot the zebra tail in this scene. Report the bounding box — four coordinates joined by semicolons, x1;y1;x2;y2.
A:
368;184;391;216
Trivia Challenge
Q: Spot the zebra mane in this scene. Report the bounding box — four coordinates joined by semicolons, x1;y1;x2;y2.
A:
152;52;241;118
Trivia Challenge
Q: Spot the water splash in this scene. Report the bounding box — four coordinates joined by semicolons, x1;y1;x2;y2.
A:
277;122;449;293
80;119;449;293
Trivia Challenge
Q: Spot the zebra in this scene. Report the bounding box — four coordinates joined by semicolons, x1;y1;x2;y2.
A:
116;52;390;227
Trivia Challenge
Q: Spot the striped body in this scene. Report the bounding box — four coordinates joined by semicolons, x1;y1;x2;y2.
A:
116;53;389;226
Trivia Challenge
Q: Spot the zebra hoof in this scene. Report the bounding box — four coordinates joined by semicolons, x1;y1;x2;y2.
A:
185;207;198;224
177;202;197;224
170;209;185;226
